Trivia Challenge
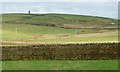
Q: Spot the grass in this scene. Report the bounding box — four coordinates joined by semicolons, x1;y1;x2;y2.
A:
2;23;118;45
2;23;115;40
1;14;119;70
2;13;118;42
2;23;76;40
2;60;118;70
32;36;118;43
2;23;118;46
2;14;118;26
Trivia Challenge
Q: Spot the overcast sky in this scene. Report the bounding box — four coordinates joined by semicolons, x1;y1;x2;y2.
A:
1;1;119;19
0;0;119;2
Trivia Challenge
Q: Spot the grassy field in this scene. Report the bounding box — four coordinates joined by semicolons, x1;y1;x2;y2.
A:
2;23;78;40
2;14;118;42
1;14;118;70
2;60;118;70
2;14;118;26
3;23;116;40
2;23;118;45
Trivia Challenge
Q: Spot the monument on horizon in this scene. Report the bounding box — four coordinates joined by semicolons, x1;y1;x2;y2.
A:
28;11;30;14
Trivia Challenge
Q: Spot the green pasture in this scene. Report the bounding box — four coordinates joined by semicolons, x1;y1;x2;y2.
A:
2;60;118;70
2;23;76;40
2;13;118;42
30;36;118;44
2;14;118;27
2;23;115;41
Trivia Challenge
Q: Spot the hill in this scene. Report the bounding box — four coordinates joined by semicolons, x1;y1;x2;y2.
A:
2;13;118;29
1;13;118;45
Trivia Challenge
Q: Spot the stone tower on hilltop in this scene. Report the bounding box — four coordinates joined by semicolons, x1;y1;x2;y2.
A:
28;11;30;14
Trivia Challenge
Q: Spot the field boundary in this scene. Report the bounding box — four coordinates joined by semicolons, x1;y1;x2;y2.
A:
2;42;119;61
1;41;119;46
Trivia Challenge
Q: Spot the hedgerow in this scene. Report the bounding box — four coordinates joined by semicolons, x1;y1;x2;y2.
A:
2;42;119;61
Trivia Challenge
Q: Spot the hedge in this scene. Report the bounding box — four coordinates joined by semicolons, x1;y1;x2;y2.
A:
2;42;119;61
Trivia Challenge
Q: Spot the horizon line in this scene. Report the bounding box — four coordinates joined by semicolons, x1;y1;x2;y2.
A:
1;12;117;19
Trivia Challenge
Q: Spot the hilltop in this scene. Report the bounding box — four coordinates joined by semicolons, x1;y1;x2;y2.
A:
2;13;118;29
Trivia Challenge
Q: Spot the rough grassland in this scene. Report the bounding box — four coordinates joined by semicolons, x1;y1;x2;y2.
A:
2;23;118;45
2;14;118;45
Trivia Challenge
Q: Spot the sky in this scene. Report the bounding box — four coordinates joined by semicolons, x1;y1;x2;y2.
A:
0;0;119;2
1;2;119;19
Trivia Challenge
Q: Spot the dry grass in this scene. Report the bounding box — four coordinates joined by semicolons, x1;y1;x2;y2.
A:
2;30;118;46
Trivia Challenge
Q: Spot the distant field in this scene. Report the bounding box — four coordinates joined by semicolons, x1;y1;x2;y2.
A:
2;23;118;45
3;23;116;40
2;23;78;40
2;14;118;43
2;60;118;70
2;14;118;26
